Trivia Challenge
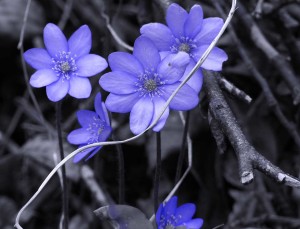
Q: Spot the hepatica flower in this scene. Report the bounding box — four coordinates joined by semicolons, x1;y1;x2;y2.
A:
67;93;112;163
99;36;199;135
156;196;203;229
24;23;108;102
141;3;228;93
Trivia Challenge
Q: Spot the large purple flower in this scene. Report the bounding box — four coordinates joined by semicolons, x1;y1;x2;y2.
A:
156;196;203;229
67;93;112;163
99;36;199;135
140;3;228;93
24;23;108;102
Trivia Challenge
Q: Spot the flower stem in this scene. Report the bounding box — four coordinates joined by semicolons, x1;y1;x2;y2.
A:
55;101;69;229
154;131;162;212
175;111;190;183
112;134;125;204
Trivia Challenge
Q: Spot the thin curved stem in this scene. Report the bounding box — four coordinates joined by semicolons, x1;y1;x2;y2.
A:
175;111;190;183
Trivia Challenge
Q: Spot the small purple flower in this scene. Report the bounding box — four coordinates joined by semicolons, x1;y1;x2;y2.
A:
24;23;108;102
99;36;199;135
67;93;112;163
140;3;228;93
156;196;203;229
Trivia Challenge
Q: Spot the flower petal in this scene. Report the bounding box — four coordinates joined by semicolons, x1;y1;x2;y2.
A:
130;97;154;135
181;218;204;229
95;93;110;124
156;203;163;227
68;25;91;59
180;60;203;93
68;76;91;98
160;51;172;60
67;128;91;144
158;52;190;83
140;23;174;51
192;45;228;71
175;204;196;225
46;77;69;102
77;110;98;127
24;48;53;70
99;71;137;94
184;5;203;38
151;97;169;132
194;18;223;45
30;69;59;88
43;23;68;57
108;52;144;76
76;54;108;77
166;3;188;38
105;93;140;113
73;146;98;163
85;126;112;160
162;196;178;224
162;83;199;110
133;36;160;70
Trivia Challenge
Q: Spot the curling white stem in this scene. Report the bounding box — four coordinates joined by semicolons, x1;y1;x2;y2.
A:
15;0;236;227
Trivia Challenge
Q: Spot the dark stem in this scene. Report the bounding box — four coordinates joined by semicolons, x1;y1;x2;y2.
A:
112;135;125;205
175;111;190;183
55;101;69;229
154;131;162;212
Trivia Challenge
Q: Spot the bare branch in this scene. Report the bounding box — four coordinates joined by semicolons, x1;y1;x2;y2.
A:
203;70;300;188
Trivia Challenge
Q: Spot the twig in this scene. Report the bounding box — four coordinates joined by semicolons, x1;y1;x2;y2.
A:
58;0;74;30
203;70;300;187
277;8;300;73
16;97;55;137
81;165;111;206
217;76;252;104
236;1;300;105
175;111;190;183
252;0;265;18
213;0;300;149
18;0;46;126
153;0;172;11
208;110;227;155
0;93;25;155
91;0;133;51
0;131;20;155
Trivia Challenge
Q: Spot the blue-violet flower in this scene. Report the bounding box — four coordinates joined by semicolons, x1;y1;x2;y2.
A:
156;196;203;229
24;23;108;102
67;92;112;163
99;36;199;135
140;3;228;93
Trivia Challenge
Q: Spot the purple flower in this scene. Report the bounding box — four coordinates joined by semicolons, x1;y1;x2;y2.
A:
99;36;199;135
156;196;203;229
67;93;112;163
140;3;228;93
24;23;108;102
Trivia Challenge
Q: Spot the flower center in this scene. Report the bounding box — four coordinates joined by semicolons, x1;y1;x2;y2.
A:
179;43;190;53
52;51;77;80
171;37;196;55
60;62;71;72
143;79;157;92
86;116;105;144
136;70;165;98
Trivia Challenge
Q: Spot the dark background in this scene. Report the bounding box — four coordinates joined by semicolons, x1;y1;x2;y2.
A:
1;0;300;228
